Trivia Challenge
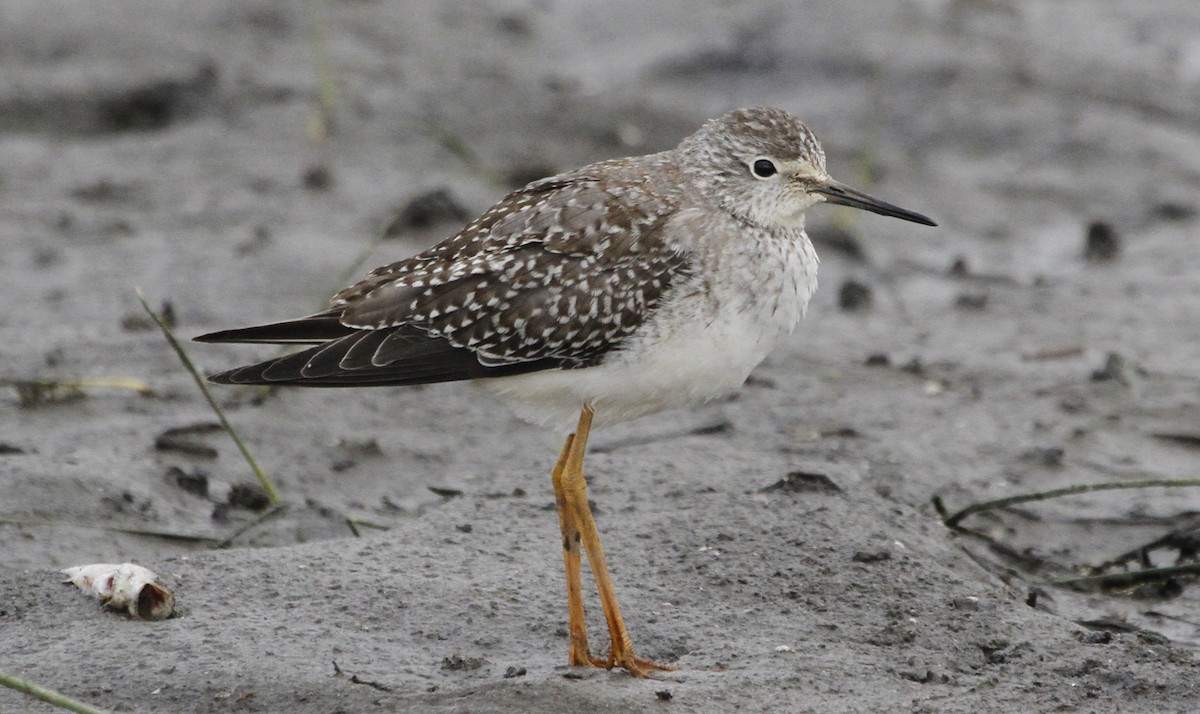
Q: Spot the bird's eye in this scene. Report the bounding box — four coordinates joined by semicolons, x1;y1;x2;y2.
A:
751;158;778;179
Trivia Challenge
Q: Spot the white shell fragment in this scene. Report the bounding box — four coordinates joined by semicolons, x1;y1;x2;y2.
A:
62;563;175;620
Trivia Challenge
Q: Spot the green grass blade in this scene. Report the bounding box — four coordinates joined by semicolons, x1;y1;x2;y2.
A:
136;290;282;504
0;669;111;714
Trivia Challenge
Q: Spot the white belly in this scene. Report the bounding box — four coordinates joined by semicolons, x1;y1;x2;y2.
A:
480;307;786;429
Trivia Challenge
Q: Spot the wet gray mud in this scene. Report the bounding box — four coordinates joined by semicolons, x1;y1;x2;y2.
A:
3;2;1200;712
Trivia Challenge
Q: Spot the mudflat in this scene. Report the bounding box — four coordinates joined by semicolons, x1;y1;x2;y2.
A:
3;2;1199;712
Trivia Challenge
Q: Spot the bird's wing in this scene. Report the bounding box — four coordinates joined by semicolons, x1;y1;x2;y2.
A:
196;170;691;387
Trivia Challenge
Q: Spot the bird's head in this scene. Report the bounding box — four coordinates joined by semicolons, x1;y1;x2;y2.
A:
677;107;936;230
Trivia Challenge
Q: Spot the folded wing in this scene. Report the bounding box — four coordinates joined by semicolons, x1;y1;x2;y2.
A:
195;170;690;387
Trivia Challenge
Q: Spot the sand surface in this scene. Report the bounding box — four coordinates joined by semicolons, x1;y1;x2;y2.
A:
3;1;1200;712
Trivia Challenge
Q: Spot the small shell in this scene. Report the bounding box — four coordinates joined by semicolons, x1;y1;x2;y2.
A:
62;563;175;621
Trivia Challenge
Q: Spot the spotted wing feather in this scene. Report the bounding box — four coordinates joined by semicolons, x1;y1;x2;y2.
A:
197;168;689;387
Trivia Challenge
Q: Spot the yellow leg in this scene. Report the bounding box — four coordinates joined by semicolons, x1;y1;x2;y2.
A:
552;433;605;667
558;403;676;678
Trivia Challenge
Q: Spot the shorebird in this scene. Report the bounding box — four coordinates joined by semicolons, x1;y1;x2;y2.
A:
196;107;935;677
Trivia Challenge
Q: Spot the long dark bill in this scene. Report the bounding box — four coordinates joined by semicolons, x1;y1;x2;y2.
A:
815;180;937;226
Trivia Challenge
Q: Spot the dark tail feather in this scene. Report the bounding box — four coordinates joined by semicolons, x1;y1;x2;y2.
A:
206;341;483;387
204;326;559;387
193;311;350;344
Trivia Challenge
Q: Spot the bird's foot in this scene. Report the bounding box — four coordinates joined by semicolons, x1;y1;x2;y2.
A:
568;642;609;669
568;643;674;678
608;649;677;679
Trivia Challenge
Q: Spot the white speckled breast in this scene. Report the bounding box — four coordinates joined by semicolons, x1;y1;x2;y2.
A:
481;216;818;430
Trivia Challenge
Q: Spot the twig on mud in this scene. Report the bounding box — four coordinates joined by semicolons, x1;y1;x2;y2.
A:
215;501;289;549
0;517;222;545
136;290;282;505
1051;563;1200;592
332;660;394;692
1092;515;1200;572
345;517;390;538
0;669;110;714
936;478;1200;530
3;376;152;407
932;514;1065;576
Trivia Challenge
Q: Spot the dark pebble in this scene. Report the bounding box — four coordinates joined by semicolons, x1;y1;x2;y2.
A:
838;279;872;311
384;188;469;236
302;164;333;191
1083;221;1119;261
